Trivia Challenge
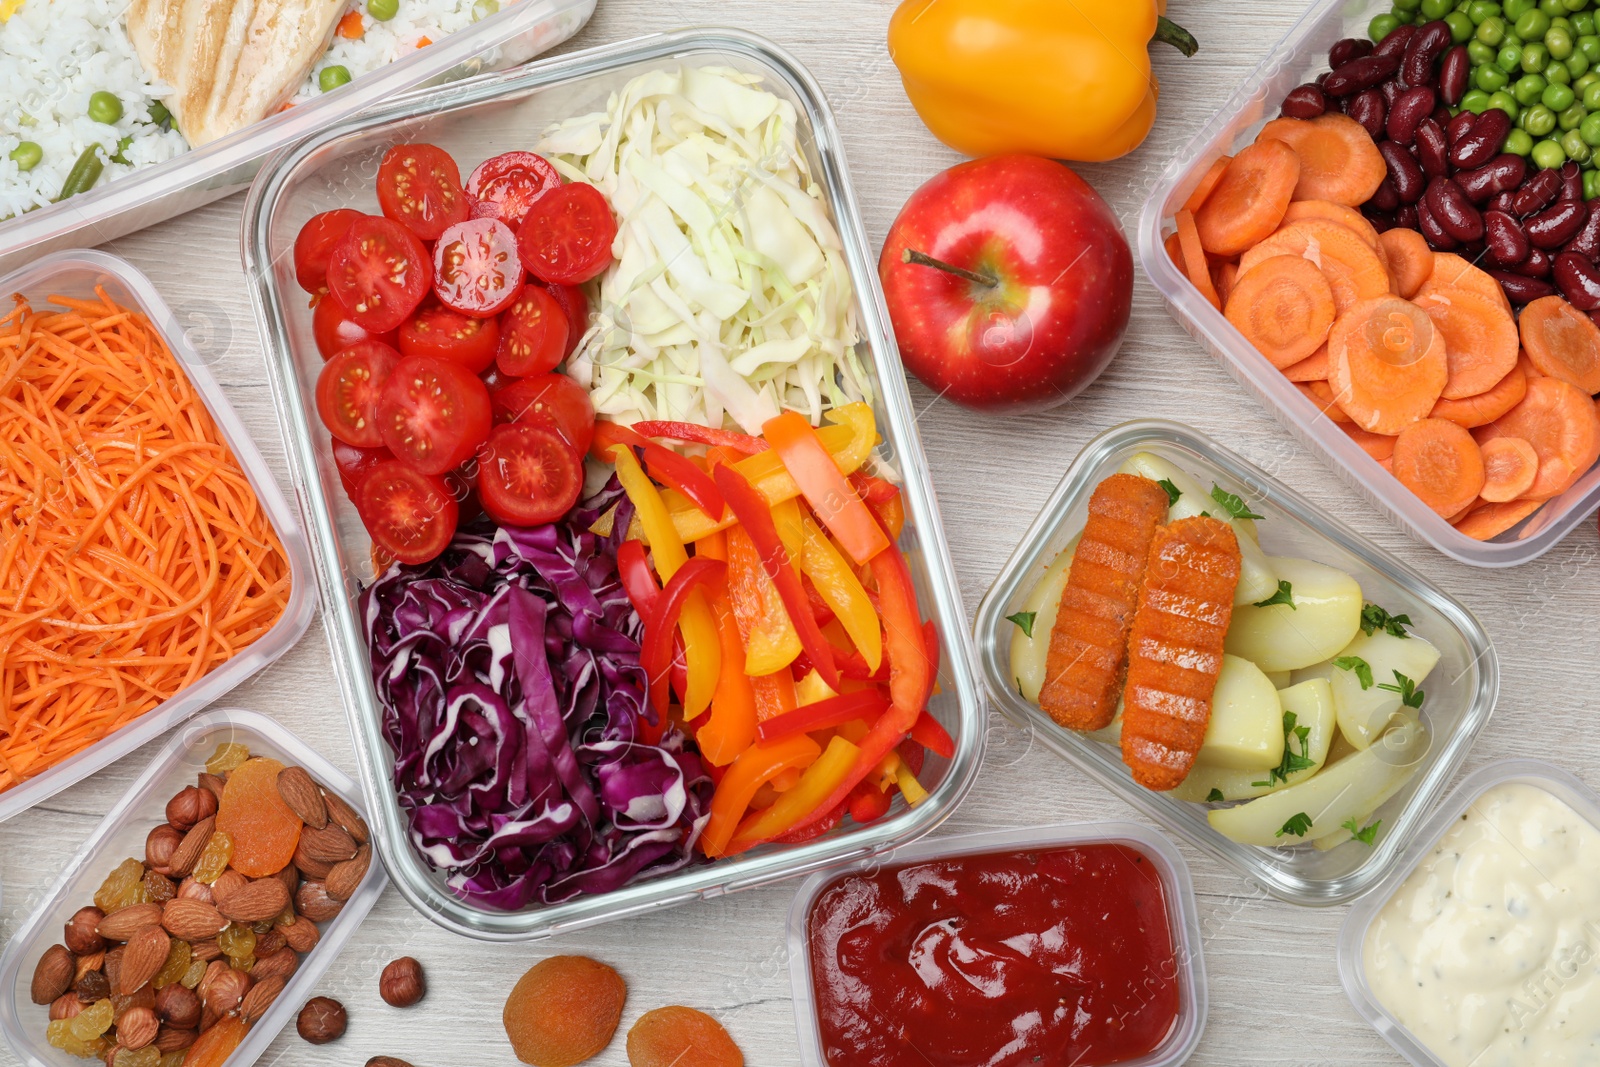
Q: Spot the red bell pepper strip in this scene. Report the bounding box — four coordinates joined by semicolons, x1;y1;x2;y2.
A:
910;710;955;760
803;575;836;627
763;411;889;565
771;799;844;844
849;470;900;505
640;556;726;721
631;420;768;454
847;780;892;825
898;738;925;778
712;463;840;690
592;422;726;521
756;690;888;744
616;539;661;618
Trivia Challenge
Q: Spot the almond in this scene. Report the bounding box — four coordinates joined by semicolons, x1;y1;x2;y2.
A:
210;870;247;904
297;824;357;864
197;773;227;804
154;1027;197;1053
238;975;285;1024
97;903;164;942
281;917;320;954
324;845;370;902
189;938;222;963
252;948;300;983
161;899;227;941
276;766;327;829
118;925;170;995
271;861;300;902
74;951;105;983
323;790;370;844
30;945;73;1005
254;928;286;957
217;878;290;924
292;838;335;880
166;816;215;879
116;1006;159;1050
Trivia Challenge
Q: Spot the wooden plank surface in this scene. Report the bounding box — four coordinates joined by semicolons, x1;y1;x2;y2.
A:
5;2;1600;1065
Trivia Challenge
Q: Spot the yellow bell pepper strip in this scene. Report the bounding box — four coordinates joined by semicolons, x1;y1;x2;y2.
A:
895;762;930;806
609;445;721;717
764;411;889;565
701;734;822;857
695;595;758;767
822;402;880;474
756;690;888;745
772;496;805;572
726;524;802;675
714;463;841;691
640;557;725;722
799;515;882;672
727;735;862;853
886;0;1198;163
592;421;725;521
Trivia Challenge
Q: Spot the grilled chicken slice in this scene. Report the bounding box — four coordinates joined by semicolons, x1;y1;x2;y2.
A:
126;0;346;146
1120;516;1242;792
1039;473;1170;731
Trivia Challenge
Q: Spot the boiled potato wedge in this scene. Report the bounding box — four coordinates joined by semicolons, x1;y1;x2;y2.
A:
1196;655;1284;770
1223;557;1363;671
1166;679;1336;803
1008;538;1077;703
1330;629;1440;750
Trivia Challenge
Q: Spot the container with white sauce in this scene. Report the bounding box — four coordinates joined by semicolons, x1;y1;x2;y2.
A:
1339;760;1600;1067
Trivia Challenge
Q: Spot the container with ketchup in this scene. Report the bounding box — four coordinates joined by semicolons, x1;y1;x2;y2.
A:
787;823;1207;1067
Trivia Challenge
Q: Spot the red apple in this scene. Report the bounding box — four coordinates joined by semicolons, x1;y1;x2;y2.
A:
879;155;1134;413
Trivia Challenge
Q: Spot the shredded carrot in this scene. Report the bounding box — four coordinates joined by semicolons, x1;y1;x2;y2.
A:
417;36;432;47
0;290;291;793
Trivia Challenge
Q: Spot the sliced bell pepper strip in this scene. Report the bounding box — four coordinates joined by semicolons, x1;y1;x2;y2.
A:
640;556;725;721
772;800;844;844
910;710;955;760
792;668;837;708
726;735;861;853
895;762;929;806
823;402;879;475
593;421;726;521
726;524;802;675
751;668;797;723
772;495;805;572
804;576;836;627
630;421;770;454
765;411;889;565
695;595;758;767
799;515;882;672
850;471;905;540
714;462;840;691
616;539;660;618
695;528;728;561
701;733;822;858
757;690;888;744
847;779;893;825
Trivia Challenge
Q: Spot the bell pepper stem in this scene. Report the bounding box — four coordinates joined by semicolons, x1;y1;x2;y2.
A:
1154;15;1199;57
901;248;998;288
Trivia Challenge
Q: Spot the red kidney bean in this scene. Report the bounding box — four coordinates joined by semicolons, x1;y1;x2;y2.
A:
1379;141;1428;203
1526;199;1589;248
1461;238;1488;258
1484;210;1531;266
1426;176;1486;241
1330;37;1377;68
1372;23;1418;61
1324;53;1402;96
1509;245;1553;277
1366;209;1398;233
1417;198;1461;250
1431;103;1454;126
1449;108;1511;170
1559;162;1585;202
1554;252;1600;309
1370;176;1403;212
1456;154;1527;203
1512;168;1563;216
1415;118;1450;178
1488;190;1518;214
1401;21;1453;88
1438;45;1471;106
1387;85;1436;144
1488;270;1558;303
1280;83;1329;119
1446;110;1477;148
1315;70;1332;89
1564;206;1600;258
1348;90;1388;140
1396;204;1421;230
1381;79;1404;106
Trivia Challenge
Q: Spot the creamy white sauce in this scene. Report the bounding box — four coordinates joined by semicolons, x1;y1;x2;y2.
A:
1363;783;1600;1067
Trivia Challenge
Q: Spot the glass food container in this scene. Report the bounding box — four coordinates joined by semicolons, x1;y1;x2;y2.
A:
240;29;986;941
972;420;1499;906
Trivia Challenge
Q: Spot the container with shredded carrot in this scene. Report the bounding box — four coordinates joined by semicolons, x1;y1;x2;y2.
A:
0;288;292;793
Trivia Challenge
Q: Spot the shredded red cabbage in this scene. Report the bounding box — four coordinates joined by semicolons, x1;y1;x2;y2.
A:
360;480;711;910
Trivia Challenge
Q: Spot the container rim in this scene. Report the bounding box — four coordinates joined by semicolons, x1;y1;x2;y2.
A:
239;27;988;940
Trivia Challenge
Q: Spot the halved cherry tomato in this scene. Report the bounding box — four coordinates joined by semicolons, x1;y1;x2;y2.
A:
443;460;484;525
476;422;583;527
316;341;401;448
377;143;471;241
294;209;364;294
495;285;567;377
540;281;589;358
490;372;595;455
517;182;617;285
331;439;391;499
466;151;560;230
434;217;523;318
327;217;432;333
378;354;492;475
357;460;458;564
399;298;500;372
313;294;396;360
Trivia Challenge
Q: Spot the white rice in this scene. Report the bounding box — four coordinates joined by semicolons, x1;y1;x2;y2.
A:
295;0;498;106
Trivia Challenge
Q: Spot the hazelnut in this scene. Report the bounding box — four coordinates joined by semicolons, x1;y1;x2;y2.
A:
64;907;107;955
176;878;214;905
116;1006;159;1050
49;994;83;1021
254;928;286;957
112;986;155;1020
199;960;250;1015
367;1059;417;1067
165;786;217;832
145;825;182;873
154;983;201;1030
294;881;343;923
296;996;347;1044
281;918;319;954
379;957;426;1008
30;945;74;1005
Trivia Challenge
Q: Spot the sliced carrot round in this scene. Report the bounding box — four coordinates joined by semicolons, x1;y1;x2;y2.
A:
1328;296;1448;434
1415;253;1512;317
1257;114;1388;206
1296;379;1355;423
1213;259;1239;308
1411;286;1520;400
1184;154;1233;215
1225;254;1335;368
1341;422;1397;461
1282;200;1381;249
1479;436;1539;502
1238;218;1391;314
1283;344;1330;382
1430;361;1528;428
1175;208;1220;311
1392;418;1487;518
1194;139;1300;257
1453;497;1544;540
1520;349;1544;379
1479;375;1600;500
1164;231;1183;270
1519;295;1600;393
1378;228;1436;301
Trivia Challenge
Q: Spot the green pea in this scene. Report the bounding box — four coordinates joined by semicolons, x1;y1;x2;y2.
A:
1581;33;1600;62
1462;87;1495;112
87;91;122;125
1447;10;1476;38
1396;0;1424;9
9;141;42;173
1579;110;1600;142
1517;7;1552;37
1524;101;1559;132
1570;50;1592;76
1562;128;1592;160
1561;0;1585;11
366;0;398;19
1371;12;1403;40
1501;41;1528;68
1540;0;1566;15
1469;0;1502;20
1479;13;1508;42
1552;15;1572;31
1548;24;1576;57
1505;0;1536;16
147;100;172;129
1584;167;1600;198
1545;80;1577;107
1516;72;1550;101
1549;58;1574;83
1422;0;1453;17
471;0;498;18
1479;62;1513;90
1506;126;1537;153
1525;41;1551;69
1577;71;1600;91
319;65;351;92
1533;137;1568;166
55;145;102;201
1489;89;1523;116
1469;37;1497;62
1573;10;1595;33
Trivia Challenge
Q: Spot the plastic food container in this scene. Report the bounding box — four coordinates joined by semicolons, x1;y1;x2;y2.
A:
1338;759;1600;1067
0;0;596;275
972;420;1499;906
1136;0;1600;567
785;821;1208;1067
0;250;314;824
239;29;986;941
0;707;387;1067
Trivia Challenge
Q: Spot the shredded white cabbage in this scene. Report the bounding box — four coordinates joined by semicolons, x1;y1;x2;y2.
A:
537;66;871;433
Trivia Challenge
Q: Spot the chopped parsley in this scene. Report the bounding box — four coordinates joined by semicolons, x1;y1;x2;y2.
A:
1343;817;1382;845
1333;655;1374;690
1005;610;1037;639
1206;788;1225;803
1253;580;1296;609
1360;603;1413;639
1210;484;1265;521
1377;670;1425;708
1253;711;1315;787
1158;479;1182;506
1277;812;1314;838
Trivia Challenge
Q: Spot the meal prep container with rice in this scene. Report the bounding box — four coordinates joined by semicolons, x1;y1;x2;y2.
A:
0;0;596;275
0;707;386;1067
0;250;314;824
973;420;1499;906
241;28;986;941
1137;0;1600;567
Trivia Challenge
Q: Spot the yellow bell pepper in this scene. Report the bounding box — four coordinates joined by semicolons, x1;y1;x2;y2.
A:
799;515;882;672
726;735;861;853
886;0;1198;162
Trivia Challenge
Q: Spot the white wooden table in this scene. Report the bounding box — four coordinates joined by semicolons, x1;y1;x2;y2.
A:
7;2;1600;1065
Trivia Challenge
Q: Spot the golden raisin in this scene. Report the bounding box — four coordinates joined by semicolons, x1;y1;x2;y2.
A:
46;1019;107;1059
152;939;191;990
217;925;256;960
94;859;147;912
216;757;303;878
192;830;234;883
205;743;250;776
159;1053;187;1067
180;959;207;989
115;1048;161;1067
626;1006;743;1067
503;956;626;1067
67;998;113;1040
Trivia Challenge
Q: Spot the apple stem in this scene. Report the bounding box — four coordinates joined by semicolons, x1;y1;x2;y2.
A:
1154;16;1199;58
902;248;998;289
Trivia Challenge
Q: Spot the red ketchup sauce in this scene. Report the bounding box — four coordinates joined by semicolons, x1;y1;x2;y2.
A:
806;843;1181;1067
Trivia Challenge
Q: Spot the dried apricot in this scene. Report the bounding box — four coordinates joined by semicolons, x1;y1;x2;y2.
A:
183;1014;247;1067
503;956;626;1067
216;757;303;877
626;1006;743;1067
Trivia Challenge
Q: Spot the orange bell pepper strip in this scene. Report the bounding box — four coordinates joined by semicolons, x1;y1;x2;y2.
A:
700;734;822;857
799;515;882;672
695;595;758;767
764;411;889;565
750;668;797;723
726;735;861;853
726;525;801;675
